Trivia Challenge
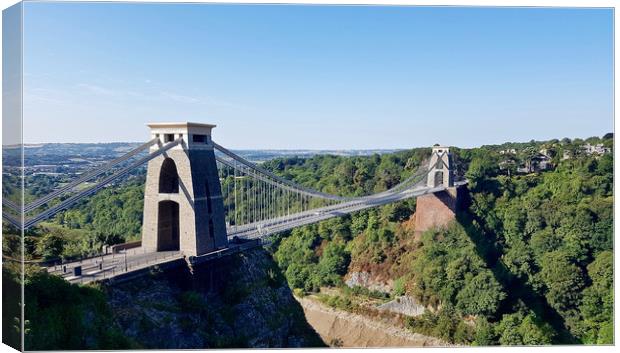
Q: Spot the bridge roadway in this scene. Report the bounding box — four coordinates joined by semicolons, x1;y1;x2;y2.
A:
45;181;465;284
226;182;465;240
46;248;184;284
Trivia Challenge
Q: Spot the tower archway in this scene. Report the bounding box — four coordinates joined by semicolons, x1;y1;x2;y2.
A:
157;200;180;251
434;171;444;187
159;158;179;193
427;146;454;188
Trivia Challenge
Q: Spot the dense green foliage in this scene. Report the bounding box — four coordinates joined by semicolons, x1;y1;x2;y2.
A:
269;136;613;345
274;220;352;292
8;180;146;261
12;267;133;350
56;180;145;245
269;150;425;293
6;134;613;347
2;266;22;350
262;149;430;197
459;137;613;344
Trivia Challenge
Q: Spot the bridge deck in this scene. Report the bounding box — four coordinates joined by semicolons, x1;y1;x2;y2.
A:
227;182;465;239
46;239;269;285
43;182;465;284
46;249;184;284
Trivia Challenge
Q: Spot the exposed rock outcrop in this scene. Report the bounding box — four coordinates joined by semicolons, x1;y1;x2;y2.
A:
377;295;426;317
345;271;393;294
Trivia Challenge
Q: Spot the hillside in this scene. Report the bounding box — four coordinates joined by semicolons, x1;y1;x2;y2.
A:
3;249;323;350
269;135;613;345
3;134;613;347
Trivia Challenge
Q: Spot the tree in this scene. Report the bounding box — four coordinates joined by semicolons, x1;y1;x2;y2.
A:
466;156;498;191
580;251;613;343
472;317;496;346
24;270;131;350
375;158;401;191
596;322;613;344
350;212;369;237
530;228;562;259
588;197;613;254
502;240;536;283
456;271;506;317
494;310;555;345
36;233;65;260
316;241;350;286
537;251;585;314
496;313;523;345
285;262;317;292
518;314;555;345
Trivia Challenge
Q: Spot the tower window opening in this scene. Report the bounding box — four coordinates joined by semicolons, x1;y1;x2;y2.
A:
193;134;206;143
164;133;175;142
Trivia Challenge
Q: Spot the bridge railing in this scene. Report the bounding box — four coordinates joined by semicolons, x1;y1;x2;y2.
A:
66;249;185;284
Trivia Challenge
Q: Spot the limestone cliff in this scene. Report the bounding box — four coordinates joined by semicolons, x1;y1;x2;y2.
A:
105;248;324;348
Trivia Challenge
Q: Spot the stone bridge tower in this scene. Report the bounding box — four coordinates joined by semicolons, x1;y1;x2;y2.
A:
426;145;454;188
141;122;228;257
413;145;460;236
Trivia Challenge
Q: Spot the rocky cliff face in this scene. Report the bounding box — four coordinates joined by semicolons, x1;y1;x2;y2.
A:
345;271;393;293
377;296;427;317
105;248;324;348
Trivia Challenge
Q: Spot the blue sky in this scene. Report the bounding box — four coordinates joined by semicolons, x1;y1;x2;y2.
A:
22;3;613;149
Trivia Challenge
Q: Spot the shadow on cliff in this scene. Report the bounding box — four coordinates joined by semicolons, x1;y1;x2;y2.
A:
106;247;325;349
453;187;577;344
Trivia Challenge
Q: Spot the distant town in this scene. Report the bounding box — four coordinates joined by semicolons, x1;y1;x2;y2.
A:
491;135;612;175
3;136;612;181
2;143;404;179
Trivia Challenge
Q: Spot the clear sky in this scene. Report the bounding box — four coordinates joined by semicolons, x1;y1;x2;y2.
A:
22;2;613;149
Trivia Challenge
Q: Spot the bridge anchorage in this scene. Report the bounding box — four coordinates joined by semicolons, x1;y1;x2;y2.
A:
2;121;465;283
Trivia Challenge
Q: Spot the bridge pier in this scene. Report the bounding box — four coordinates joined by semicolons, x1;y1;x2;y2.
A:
413;186;463;236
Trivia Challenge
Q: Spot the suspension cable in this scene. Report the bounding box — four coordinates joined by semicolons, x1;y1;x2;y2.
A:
20;138;182;229
21;138;159;214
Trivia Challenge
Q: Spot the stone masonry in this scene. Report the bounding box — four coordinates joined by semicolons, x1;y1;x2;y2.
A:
141;122;228;256
426;146;454;188
413;187;459;235
414;146;460;234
